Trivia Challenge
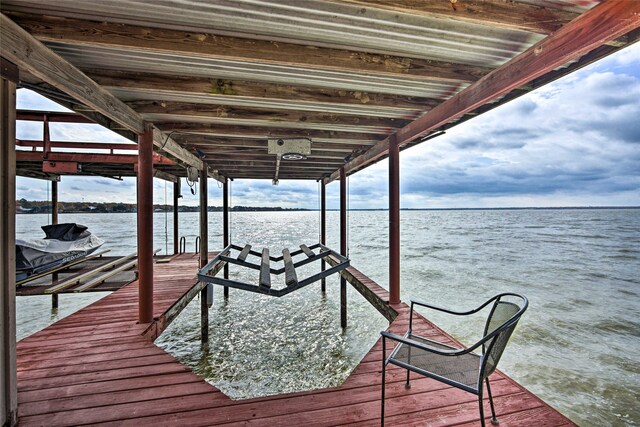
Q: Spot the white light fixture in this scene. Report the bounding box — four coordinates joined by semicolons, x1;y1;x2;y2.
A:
281;152;306;161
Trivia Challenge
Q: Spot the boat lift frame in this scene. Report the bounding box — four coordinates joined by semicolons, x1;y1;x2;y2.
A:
197;243;349;297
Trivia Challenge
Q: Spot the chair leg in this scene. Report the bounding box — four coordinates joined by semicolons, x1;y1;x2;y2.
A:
381;366;386;427
381;340;386;427
478;385;486;427
486;378;499;425
405;346;411;388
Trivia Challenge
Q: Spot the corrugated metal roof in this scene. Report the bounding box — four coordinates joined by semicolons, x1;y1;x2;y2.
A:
46;42;467;98
3;0;542;66
109;88;424;119
3;0;631;181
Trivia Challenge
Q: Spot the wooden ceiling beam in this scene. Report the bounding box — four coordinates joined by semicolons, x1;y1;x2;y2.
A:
17;151;173;165
17;139;139;151
328;0;640;182
192;141;360;154
227;174;323;180
16;110;93;123
10;13;491;84
129;101;408;134
157;123;384;144
199;150;349;161
89;71;438;118
212;165;337;173
204;157;344;166
152;168;178;183
339;0;580;35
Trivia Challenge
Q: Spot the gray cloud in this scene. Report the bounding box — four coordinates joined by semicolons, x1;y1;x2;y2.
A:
395;44;640;207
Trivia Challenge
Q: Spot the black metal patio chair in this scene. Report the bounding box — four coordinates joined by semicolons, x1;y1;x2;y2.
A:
380;293;528;426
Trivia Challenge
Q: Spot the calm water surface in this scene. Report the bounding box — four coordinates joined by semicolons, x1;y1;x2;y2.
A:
16;208;640;426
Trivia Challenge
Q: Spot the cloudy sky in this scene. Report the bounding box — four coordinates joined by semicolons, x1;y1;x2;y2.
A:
16;43;640;210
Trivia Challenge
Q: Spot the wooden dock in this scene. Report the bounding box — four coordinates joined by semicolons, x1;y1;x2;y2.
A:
16;254;575;426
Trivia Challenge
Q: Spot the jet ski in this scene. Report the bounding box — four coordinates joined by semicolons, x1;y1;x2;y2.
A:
16;223;104;283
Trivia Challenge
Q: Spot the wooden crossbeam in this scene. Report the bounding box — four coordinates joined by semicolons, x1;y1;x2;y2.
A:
197;150;350;161
152;168;178;183
156;123;383;144
300;244;315;258
192;140;368;153
17;139;138;151
327;0;640;182
259;248;271;289
89;71;438;117
17;151;174;165
342;0;580;35
131;101;408;134
11;13;489;85
16;110;93;123
282;249;297;287
237;245;252;262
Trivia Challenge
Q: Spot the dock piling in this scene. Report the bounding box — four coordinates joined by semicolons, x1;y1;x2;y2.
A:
340;168;347;329
320;179;326;294
223;177;229;300
137;123;154;324
199;166;209;342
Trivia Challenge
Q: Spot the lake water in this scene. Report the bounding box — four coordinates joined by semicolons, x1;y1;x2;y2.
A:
16;208;640;426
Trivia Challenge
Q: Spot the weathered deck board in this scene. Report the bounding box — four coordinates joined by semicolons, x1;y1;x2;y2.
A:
16;255;576;426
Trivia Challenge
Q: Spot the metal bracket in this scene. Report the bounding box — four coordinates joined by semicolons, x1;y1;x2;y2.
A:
197;243;349;297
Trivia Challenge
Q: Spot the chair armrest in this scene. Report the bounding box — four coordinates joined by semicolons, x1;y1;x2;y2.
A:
381;331;464;357
411;299;484;316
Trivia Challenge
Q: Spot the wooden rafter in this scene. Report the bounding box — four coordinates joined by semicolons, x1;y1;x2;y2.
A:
339;0;580;35
88;71;439;118
192;141;361;154
327;0;640;182
128;101;409;134
156;123;384;144
16;151;174;165
9;13;491;85
198;150;349;161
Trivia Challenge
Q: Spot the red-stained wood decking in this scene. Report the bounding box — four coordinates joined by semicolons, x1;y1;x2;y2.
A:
16;254;576;426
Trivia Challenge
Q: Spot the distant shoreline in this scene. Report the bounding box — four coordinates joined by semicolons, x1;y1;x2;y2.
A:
16;204;639;214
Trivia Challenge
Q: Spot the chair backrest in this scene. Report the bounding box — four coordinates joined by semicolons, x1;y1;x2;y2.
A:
481;294;527;378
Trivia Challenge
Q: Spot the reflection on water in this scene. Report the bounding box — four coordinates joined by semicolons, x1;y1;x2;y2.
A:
16;208;640;426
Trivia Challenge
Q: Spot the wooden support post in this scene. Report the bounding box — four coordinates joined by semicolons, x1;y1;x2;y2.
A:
199;167;209;342
340;168;347;329
389;134;401;305
200;287;208;343
51;179;58;225
320;180;326;293
223;177;229;299
199;168;208;267
51;179;59;309
1;57;18;427
173;180;179;254
137;123;154;324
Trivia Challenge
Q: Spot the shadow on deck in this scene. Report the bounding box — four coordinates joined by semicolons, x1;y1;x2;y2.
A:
16;253;575;426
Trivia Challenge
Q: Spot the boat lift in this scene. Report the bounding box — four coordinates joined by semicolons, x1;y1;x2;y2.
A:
197;243;349;297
